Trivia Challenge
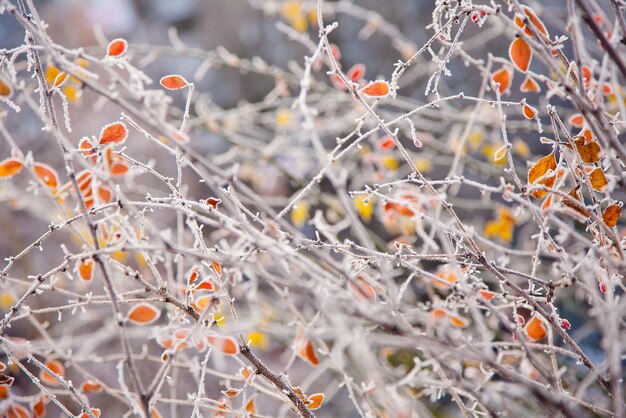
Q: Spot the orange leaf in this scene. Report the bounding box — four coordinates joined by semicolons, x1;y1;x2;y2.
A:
0;78;12;97
361;81;390;97
76;258;94;281
127;302;160;325
107;38;128;58
240;367;253;381
524;315;547;341
0;158;23;178
561;186;590;218
568;114;584;128
307;393;324;410
449;314;469;328
479;290;496;301
297;339;319;365
160;74;189;90
520;76;541;93
207;334;239;355
33;162;58;189
99;122;128;145
80;380;103;393
98;185;112;203
5;404;29;418
78;408;101;418
522;104;536;119
40;359;64;386
32;396;46;417
245;399;257;414
509;37;532;72
349;276;376;302
491;68;512;94
574;131;602;163
528;152;556;184
109;158;129;176
589;167;608;191
187;265;201;285
212;261;222;277
602;202;622;227
523;6;549;37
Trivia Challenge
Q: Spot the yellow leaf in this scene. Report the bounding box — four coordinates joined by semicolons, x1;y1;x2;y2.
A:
246;331;268;350
354;195;374;222
528;152;556;184
381;155;399;171
291;202;310;228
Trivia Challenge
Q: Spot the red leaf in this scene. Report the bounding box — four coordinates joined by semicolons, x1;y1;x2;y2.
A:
362;81;390;97
106;38;128;58
347;63;366;82
160;74;189;90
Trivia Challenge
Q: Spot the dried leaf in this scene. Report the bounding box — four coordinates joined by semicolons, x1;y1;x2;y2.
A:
602;202;622;227
589;167;608;191
574;130;602;163
528;152;556;184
